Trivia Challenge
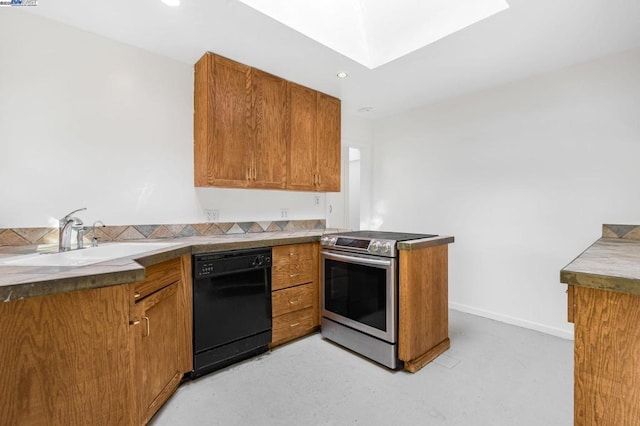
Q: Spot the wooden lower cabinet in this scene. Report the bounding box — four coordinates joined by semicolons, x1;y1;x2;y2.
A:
0;284;134;425
130;256;192;425
570;285;640;425
398;244;450;373
0;255;192;426
270;243;320;347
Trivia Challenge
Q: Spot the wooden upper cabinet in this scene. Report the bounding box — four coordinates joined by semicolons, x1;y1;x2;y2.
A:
195;54;253;187
316;92;341;192
288;83;341;192
252;69;288;189
194;52;340;191
288;83;317;190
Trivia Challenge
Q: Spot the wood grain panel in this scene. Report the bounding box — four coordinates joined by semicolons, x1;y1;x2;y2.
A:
179;254;193;375
574;286;640;425
287;82;317;190
398;244;449;370
316;92;341;192
134;257;181;301
134;282;181;425
210;55;253;187
252;69;288;189
272;282;315;317
567;284;574;324
272;307;315;346
194;53;212;186
272;243;317;290
0;285;133;425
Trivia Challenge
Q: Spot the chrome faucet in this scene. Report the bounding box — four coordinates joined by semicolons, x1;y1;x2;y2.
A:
58;208;86;252
91;220;106;247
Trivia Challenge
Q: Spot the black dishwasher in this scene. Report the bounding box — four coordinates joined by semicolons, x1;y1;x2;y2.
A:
192;247;272;378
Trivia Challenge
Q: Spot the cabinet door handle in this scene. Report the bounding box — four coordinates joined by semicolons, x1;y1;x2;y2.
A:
289;298;300;305
246;168;251;181
318;173;321;185
289;322;300;328
143;316;150;337
253;167;257;181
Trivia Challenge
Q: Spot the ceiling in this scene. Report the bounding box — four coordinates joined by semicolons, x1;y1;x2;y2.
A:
23;0;640;119
236;0;509;69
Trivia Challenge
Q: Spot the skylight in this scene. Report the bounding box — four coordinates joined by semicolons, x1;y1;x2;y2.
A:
238;0;509;69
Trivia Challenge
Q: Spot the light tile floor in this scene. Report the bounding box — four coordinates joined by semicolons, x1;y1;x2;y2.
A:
150;310;573;425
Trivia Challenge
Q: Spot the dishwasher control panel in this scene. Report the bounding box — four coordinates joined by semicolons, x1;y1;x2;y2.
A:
194;248;272;278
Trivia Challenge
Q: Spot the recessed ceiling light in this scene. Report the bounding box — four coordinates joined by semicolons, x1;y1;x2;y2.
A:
161;0;180;6
357;107;373;113
337;72;348;78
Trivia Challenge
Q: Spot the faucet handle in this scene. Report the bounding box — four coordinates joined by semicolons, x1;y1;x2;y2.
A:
60;207;87;222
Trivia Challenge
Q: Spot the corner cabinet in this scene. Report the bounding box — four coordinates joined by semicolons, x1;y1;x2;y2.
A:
270;242;320;347
0;255;192;426
194;52;340;192
288;83;341;192
130;256;192;425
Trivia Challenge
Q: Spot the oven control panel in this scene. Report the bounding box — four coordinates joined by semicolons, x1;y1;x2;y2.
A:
321;236;396;257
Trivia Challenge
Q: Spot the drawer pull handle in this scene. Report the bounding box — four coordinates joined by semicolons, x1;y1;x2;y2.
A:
289;273;300;278
290;322;300;328
289;252;298;256
289;298;300;305
134;291;141;299
130;319;140;326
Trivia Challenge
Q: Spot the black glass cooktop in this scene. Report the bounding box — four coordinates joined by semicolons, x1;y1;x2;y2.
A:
331;230;437;242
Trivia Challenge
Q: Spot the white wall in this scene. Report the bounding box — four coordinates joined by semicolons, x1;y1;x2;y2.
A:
0;11;357;228
372;49;640;338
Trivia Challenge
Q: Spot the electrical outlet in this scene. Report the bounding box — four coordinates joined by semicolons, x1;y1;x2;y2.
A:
205;209;219;222
314;196;320;206
280;208;288;219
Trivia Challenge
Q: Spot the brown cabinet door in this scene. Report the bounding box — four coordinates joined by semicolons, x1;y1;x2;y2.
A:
209;55;253;187
316;93;341;192
288;82;317;190
133;281;182;425
252;69;288;189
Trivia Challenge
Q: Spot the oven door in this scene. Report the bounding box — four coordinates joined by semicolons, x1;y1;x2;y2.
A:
321;250;396;343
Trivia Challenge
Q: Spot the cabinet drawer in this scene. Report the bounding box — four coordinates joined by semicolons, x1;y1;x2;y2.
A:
272;259;316;290
272;307;315;345
272;243;316;262
272;283;315;317
272;243;318;290
133;257;182;301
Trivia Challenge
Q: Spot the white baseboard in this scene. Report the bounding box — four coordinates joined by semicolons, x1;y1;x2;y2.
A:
449;302;575;340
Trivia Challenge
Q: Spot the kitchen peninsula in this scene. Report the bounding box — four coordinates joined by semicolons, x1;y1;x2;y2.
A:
0;225;453;425
561;224;640;425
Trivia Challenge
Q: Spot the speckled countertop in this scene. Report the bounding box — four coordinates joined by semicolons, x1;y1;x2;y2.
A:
0;231;323;302
0;230;455;302
561;238;640;295
397;235;455;250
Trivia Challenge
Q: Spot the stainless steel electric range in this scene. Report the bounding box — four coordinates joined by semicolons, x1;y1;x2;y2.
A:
320;230;437;369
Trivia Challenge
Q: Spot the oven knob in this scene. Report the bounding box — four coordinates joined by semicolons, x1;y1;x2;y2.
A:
370;241;381;252
329;237;337;246
320;236;328;246
382;242;393;254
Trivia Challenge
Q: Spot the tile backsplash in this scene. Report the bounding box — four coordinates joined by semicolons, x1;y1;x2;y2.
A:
602;224;640;241
0;219;325;246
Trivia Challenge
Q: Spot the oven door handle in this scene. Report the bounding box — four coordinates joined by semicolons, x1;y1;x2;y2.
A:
322;251;393;267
